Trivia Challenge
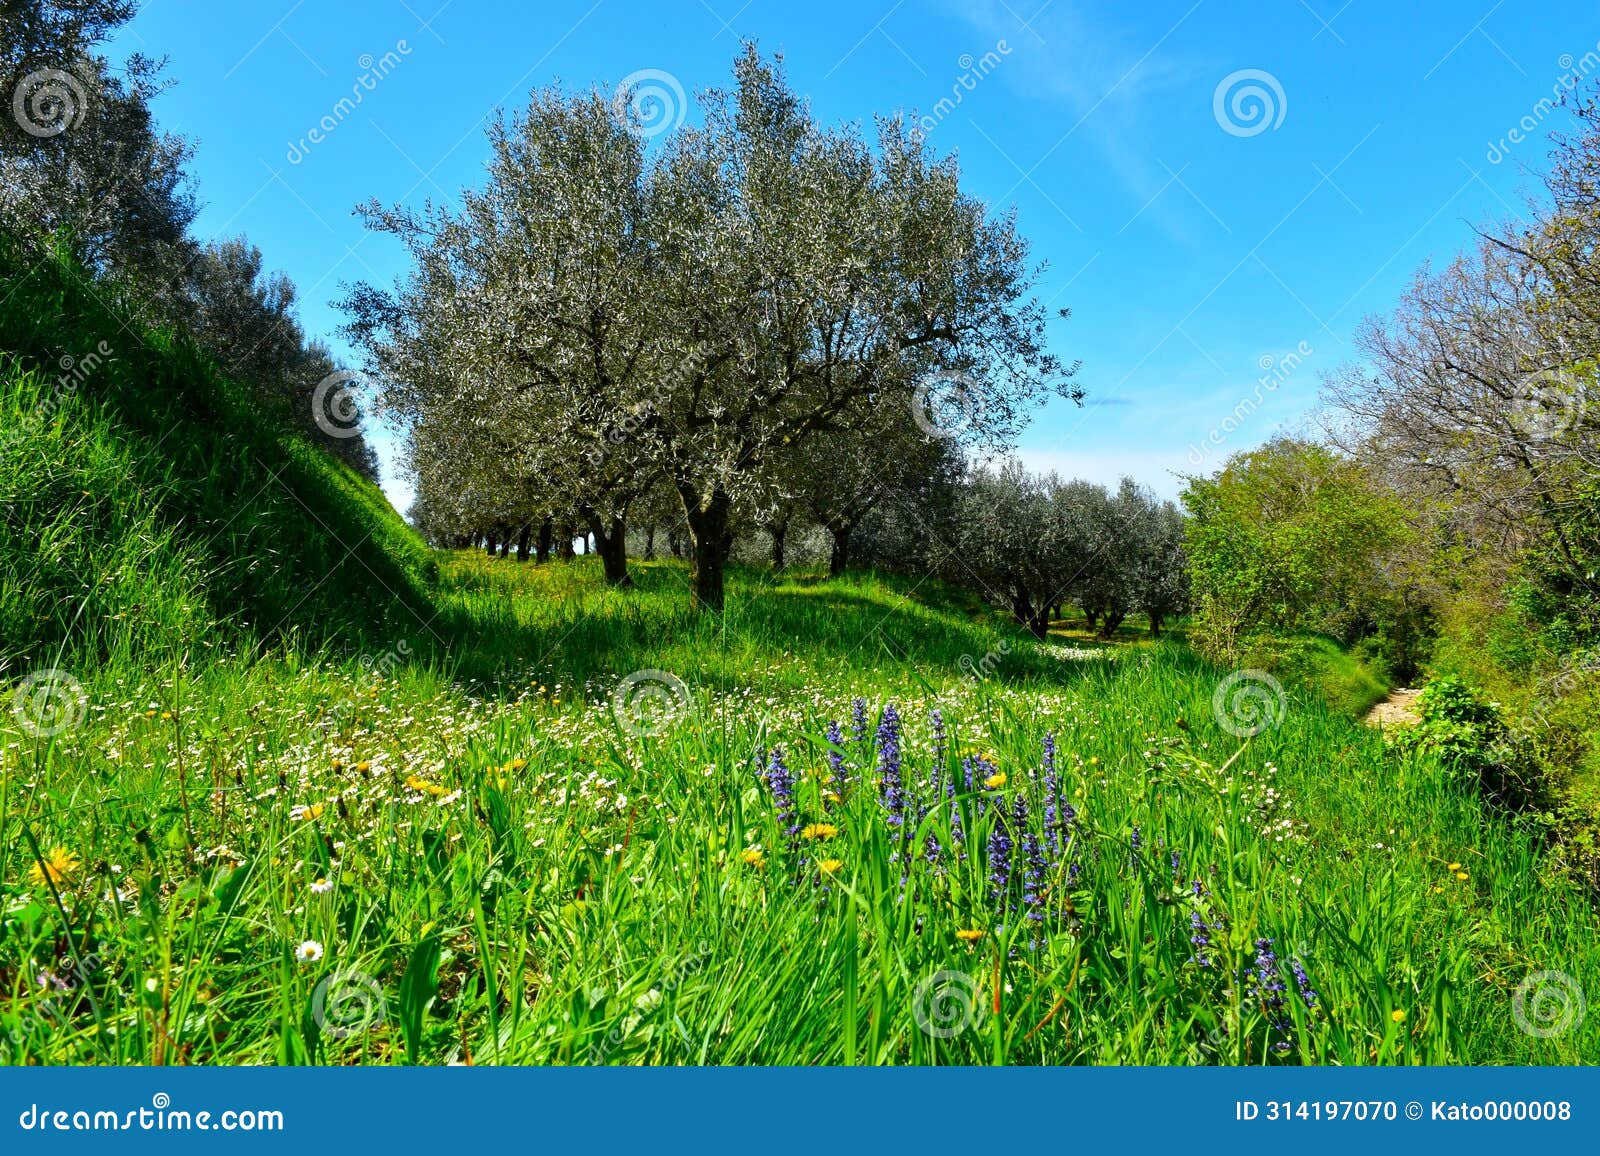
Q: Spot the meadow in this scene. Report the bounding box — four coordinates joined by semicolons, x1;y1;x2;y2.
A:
3;553;1597;1065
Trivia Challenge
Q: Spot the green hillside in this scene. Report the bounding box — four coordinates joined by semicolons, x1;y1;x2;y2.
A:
0;238;435;674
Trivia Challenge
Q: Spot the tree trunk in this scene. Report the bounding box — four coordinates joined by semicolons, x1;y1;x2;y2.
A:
484;532;499;557
679;482;733;612
515;523;532;563
1011;583;1035;631
771;520;789;571
557;522;576;562
1083;608;1098;633
1148;612;1164;638
582;509;633;588
644;525;656;561
1098;611;1126;640
828;523;853;578
535;517;553;564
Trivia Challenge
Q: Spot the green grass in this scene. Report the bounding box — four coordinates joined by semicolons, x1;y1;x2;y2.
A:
3;236;1597;1066
2;556;1597;1065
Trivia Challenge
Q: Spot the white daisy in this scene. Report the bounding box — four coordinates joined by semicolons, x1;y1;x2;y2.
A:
295;939;324;963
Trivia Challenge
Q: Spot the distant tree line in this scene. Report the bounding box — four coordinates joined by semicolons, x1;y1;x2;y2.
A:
1;0;382;480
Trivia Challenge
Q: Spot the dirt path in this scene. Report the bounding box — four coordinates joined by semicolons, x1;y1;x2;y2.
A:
1364;688;1422;728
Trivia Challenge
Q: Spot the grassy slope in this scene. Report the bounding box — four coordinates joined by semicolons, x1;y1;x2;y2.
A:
1;242;1595;1066
0;238;435;676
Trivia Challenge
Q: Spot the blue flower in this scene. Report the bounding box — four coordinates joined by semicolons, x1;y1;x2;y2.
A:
877;703;905;830
1251;936;1293;1054
826;719;846;802
765;746;800;843
850;697;869;744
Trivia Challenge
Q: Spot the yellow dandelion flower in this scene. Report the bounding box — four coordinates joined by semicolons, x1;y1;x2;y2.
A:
160;711;174;721
1455;871;1469;881
802;823;839;841
818;859;845;874
354;761;371;773
289;803;325;822
1391;1009;1407;1023
740;848;766;869
28;846;80;889
509;758;528;771
955;928;985;942
1446;862;1462;871
331;758;345;772
983;771;1007;789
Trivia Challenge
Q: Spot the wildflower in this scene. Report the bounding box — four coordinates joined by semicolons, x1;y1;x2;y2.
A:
740;848;766;869
1130;825;1142;853
1022;831;1047;934
354;760;371;773
27;846;80;890
826;719;846;802
877;704;905;830
850;697;868;744
295;940;325;964
309;877;335;895
961;755;977;793
765;747;799;841
956;928;985;943
930;707;946;764
1189;911;1213;968
1454;871;1469;881
290;803;325;822
1447;862;1461;871
1391;1009;1407;1023
802;823;838;841
1250;937;1293;1054
1042;732;1060;856
818;858;844;874
509;758;528;771
1290;958;1318;1008
987;824;1013;909
983;770;1007;790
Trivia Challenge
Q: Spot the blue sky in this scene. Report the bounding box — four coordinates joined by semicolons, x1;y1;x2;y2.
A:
110;0;1595;509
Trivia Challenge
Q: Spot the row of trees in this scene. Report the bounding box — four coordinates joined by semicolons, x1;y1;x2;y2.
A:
2;0;382;480
945;464;1188;639
347;46;1081;610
